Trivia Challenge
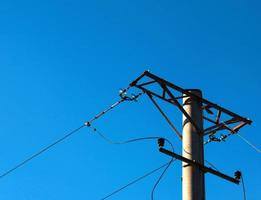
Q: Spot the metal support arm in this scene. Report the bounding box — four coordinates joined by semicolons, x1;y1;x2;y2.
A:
159;147;240;184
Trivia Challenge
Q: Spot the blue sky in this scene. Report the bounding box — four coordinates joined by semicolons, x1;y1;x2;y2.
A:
0;0;260;199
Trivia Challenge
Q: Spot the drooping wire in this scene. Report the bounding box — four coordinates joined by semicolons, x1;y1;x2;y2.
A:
236;134;261;153
100;161;173;200
88;125;174;150
241;173;247;200
88;125;175;200
151;160;174;200
0;89;143;179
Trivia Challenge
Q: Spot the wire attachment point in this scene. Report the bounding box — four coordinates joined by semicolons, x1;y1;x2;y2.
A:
158;138;165;148
84;122;91;127
119;88;143;102
234;170;242;181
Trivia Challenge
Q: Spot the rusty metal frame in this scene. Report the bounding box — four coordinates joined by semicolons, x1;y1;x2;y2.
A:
129;71;252;139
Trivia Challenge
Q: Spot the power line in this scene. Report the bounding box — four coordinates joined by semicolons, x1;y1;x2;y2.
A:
88;125;174;151
236;134;261;153
0;92;139;179
100;161;174;200
0;125;85;179
87;125;175;200
204;160;219;171
241;173;247;200
151;160;174;200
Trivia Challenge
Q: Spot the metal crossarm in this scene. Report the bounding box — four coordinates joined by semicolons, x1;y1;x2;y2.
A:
159;148;240;184
129;71;252;141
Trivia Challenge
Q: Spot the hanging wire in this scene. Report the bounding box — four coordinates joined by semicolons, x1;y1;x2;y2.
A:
236;134;261;153
151;160;173;200
0;88;143;179
88;125;174;150
100;160;173;200
87;125;175;200
241;173;247;200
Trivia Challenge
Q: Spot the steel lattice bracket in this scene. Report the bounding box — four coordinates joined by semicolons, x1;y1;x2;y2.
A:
129;71;252;141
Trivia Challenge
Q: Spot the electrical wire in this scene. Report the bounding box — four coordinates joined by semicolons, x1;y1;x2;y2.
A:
84;91;143;127
151;159;174;200
203;111;257;153
241;173;247;200
100;161;173;200
0;125;85;179
88;125;175;200
204;160;219;171
236;134;261;153
0;91;140;179
88;125;174;151
183;144;219;171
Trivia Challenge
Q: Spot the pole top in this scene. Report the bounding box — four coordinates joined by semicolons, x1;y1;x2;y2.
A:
184;89;202;98
185;89;202;94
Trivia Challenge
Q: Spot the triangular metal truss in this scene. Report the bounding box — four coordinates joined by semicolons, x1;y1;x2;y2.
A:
130;71;252;142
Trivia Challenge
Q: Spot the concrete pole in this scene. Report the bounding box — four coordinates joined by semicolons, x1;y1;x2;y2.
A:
182;90;205;200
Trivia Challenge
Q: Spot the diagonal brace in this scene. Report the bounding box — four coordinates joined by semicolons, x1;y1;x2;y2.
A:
161;85;202;134
147;93;182;139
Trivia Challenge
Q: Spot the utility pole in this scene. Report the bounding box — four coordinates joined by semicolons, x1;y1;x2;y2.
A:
182;90;205;200
129;71;252;199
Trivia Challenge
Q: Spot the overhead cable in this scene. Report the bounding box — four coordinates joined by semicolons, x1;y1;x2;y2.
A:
88;125;174;151
87;125;175;200
0;89;143;179
151;160;173;200
0;125;85;179
241;173;247;200
236;134;261;153
100;161;173;200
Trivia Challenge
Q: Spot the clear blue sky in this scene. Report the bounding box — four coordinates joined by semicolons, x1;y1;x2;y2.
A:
0;0;260;199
